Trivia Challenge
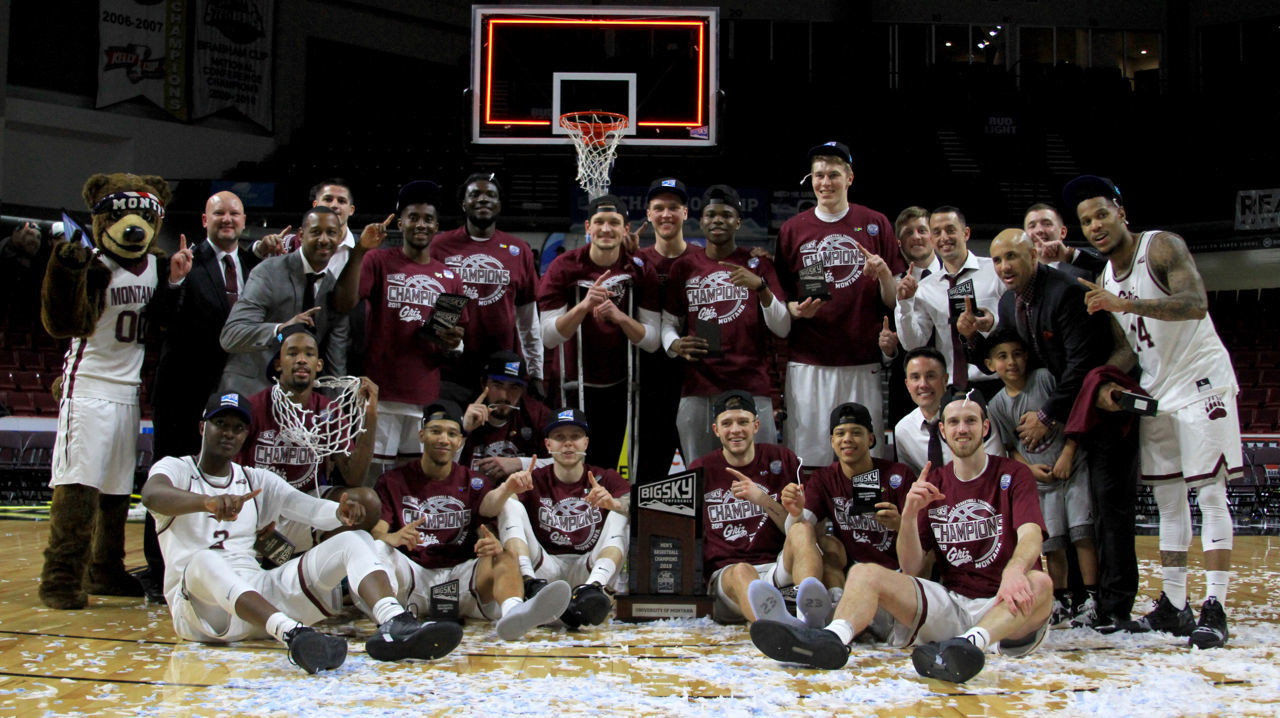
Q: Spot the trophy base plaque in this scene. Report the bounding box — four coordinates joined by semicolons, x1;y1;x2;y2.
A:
616;595;712;621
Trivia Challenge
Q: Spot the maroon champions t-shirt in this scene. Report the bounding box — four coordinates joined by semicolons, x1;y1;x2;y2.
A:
516;463;629;556
692;442;800;573
355;248;466;405
459;397;552;472
636;243;693;295
429;228;539;363
775;205;905;366
805;458;915;570
239;388;331;495
374;461;495;569
915;455;1046;599
537;246;646;386
665;247;788;397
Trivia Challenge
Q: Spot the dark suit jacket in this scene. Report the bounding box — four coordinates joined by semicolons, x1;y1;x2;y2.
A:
218;250;349;396
966;265;1113;423
150;240;262;457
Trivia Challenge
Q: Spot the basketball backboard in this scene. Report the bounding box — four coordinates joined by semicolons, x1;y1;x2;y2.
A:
471;5;719;147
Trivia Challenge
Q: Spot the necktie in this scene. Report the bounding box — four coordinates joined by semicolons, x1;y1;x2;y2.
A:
303;272;323;310
946;273;969;389
222;255;238;305
1018;296;1036;354
919;268;932;280
926;418;945;470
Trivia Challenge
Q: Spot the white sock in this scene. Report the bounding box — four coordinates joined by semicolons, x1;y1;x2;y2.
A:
518;556;535;579
265;612;303;644
1205;570;1230;604
825;618;854;646
500;596;523;617
829;587;844;604
960;626;991;652
1163;566;1188;609
587;558;616;587
372;596;404;625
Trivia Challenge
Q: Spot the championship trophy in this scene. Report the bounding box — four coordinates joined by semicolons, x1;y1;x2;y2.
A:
616;468;711;620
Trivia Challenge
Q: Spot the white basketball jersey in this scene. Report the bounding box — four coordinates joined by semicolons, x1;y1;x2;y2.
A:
62;254;158;402
149;456;340;600
1102;231;1236;412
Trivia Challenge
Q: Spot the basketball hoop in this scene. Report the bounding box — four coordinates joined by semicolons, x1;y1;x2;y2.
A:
271;376;369;459
560;111;628;199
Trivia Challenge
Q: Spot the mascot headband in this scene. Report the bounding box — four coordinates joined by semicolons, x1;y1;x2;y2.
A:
91;191;166;219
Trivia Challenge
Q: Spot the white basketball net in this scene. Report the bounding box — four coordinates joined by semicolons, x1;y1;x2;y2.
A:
270;376;368;459
560;111;628;199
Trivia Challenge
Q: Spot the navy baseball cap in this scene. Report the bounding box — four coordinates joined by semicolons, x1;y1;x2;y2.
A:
702;184;743;214
808;141;854;166
396;179;441;213
646;177;689;205
829;402;874;435
204;392;253;424
545;408;590;436
1062;175;1123;210
423;400;464;428
712;390;757;419
485;350;527;385
586;194;628;220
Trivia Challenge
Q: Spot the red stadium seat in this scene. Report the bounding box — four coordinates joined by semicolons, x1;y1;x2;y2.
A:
1250;408;1279;432
1239;388;1267;409
1;330;34;350
0;431;25;470
1;372;19;392
1236;368;1262;386
20;431;55;469
1239;408;1256;431
16;350;43;371
9;371;42;392
32;393;57;416
0;352;19;371
6;392;37;416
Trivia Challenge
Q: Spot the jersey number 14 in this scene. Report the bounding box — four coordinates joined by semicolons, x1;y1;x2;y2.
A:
1130;316;1155;352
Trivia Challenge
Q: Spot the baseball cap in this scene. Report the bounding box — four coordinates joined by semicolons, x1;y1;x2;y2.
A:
204;392;253;424
702;184;743;214
1062;175;1123;210
396;179;441;213
545;407;590;436
829;402;874;435
586;194;628;221
712;389;757;419
423;400;465;428
646;177;689;205
808;141;854;166
50;222;66;238
484;350;527;385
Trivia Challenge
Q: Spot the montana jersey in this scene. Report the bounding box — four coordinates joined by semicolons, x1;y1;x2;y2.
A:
63;253;158;403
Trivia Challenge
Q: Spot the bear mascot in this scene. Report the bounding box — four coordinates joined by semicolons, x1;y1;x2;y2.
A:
39;173;191;609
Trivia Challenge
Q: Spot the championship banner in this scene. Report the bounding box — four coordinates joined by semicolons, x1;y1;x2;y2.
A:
97;0;188;119
1235;188;1280;232
191;0;274;130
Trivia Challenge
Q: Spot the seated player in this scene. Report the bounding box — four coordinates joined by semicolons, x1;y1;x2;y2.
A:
460;350;553;481
239;326;381;561
750;392;1052;684
894;347;1004;477
749;402;916;629
498;408;631;628
142;393;462;674
692;390;801;624
369;401;571;640
984;328;1099;626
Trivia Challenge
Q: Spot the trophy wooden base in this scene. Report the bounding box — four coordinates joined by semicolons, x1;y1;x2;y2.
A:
615;595;713;622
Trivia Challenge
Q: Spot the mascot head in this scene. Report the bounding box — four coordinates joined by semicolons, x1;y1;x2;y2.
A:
81;173;172;261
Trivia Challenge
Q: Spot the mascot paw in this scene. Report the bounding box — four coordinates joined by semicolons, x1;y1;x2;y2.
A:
39;583;89;610
54;241;94;271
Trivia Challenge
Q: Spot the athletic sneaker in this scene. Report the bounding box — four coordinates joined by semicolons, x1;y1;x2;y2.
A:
796;577;833;628
911;637;986;683
1122;593;1196;636
1050;599;1073;628
1069;595;1097;628
1188;597;1229;649
523;576;548;599
284;626;348;674
749;619;851;670
496;580;571;640
562;583;612;628
365;612;464;662
747;581;805;629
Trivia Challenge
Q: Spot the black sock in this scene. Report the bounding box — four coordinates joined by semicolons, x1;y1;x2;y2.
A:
1054;588;1071;607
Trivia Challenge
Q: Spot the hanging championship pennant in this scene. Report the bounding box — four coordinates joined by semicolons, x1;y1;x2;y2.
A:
97;0;188;119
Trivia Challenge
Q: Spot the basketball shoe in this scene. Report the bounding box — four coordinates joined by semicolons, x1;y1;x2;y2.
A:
1188;597;1229;649
1122;592;1196;636
284;626;348;674
366;612;464;661
912;637;986;683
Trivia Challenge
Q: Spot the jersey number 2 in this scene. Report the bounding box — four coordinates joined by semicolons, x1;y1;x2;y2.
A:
209;530;230;550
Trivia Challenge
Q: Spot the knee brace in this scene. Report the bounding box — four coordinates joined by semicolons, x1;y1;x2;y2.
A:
1153;481;1192;553
1197;480;1234;551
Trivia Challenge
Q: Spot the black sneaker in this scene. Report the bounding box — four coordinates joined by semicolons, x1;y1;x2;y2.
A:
1122;593;1196;637
284;626;348;674
1188;597;1229;649
1050;599;1073;628
749;619;851;670
132;567;166;605
366;611;464;662
523;577;548;599
562;583;612;628
911;637;986;683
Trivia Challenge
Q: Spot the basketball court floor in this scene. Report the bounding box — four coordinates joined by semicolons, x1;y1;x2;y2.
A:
0;521;1277;717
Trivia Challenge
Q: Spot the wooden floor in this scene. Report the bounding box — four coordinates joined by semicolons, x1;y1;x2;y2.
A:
1;521;1278;717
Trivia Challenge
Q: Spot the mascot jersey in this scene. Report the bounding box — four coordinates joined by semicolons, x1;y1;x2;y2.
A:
62;253;157;404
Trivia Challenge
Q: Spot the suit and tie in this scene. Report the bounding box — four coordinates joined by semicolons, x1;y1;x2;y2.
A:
218;250;349;397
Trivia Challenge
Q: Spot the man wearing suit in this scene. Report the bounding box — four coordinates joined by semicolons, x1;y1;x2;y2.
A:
219;206;349;397
961;229;1139;631
1024;203;1107;280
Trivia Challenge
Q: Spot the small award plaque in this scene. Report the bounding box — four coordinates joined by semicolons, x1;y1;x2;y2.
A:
797;261;831;301
427;293;470;342
428;578;460;621
254;530;296;569
849;468;881;515
695;316;723;358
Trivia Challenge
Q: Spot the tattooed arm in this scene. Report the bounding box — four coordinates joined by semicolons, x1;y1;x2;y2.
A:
1123;232;1208;321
